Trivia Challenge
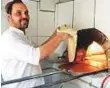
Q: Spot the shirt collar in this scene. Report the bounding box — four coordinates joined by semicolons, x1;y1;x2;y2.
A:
9;26;25;35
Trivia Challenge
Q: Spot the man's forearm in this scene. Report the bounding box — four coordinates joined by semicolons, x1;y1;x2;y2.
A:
39;34;63;59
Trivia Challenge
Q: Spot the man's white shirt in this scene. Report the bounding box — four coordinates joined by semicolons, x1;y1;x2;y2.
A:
0;27;44;88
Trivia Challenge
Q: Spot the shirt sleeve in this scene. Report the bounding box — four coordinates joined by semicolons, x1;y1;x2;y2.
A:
8;35;41;65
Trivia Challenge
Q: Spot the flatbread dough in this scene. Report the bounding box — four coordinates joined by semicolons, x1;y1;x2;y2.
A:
57;25;77;62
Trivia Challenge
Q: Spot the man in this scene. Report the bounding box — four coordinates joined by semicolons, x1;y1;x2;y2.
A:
0;0;70;88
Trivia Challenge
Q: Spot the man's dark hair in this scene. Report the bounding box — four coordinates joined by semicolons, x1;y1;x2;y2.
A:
5;0;23;14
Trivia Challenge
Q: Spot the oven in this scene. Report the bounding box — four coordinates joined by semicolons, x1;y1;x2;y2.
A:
59;28;109;73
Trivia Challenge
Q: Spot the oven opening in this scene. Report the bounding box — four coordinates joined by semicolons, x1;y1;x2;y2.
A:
86;41;106;67
59;28;109;73
74;41;107;72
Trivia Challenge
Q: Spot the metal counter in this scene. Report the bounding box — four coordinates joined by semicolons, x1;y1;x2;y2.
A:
1;59;108;88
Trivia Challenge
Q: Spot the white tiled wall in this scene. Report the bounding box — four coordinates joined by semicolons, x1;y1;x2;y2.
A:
37;1;55;48
73;0;95;30
33;0;40;1
38;11;55;36
95;0;110;39
29;36;38;47
26;1;38;37
37;37;49;46
40;0;59;11
59;0;73;3
1;3;9;34
55;1;73;27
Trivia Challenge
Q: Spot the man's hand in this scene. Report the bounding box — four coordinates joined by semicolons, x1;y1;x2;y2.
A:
51;25;72;41
56;32;70;41
57;25;77;36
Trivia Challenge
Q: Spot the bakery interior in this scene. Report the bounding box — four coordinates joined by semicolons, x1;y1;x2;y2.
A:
1;0;110;88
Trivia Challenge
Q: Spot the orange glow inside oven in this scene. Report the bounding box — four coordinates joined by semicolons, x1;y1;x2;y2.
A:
85;41;107;68
59;41;108;73
86;41;104;56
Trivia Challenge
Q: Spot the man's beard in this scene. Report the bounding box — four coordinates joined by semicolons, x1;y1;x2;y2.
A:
19;18;29;29
12;18;29;30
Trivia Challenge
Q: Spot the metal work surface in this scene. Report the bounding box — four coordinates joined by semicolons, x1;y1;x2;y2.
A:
1;66;108;88
35;69;107;88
